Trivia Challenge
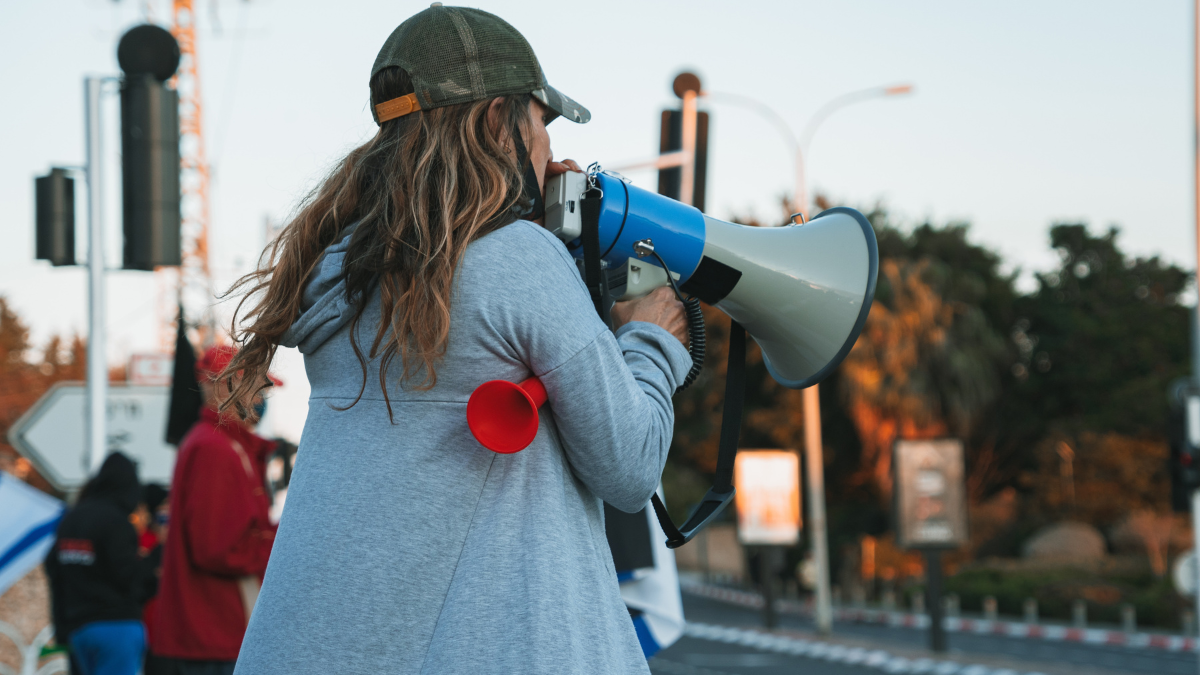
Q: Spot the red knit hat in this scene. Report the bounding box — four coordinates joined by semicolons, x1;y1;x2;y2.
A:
195;345;284;387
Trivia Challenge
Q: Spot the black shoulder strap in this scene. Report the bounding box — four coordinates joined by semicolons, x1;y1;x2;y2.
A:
651;321;745;549
580;190;612;328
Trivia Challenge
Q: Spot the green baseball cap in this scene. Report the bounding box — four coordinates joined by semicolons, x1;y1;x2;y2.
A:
371;4;590;126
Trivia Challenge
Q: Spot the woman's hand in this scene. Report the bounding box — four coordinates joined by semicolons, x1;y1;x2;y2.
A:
611;287;689;348
544;158;583;184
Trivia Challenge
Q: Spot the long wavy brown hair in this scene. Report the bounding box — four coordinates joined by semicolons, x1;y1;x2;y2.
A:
220;66;534;418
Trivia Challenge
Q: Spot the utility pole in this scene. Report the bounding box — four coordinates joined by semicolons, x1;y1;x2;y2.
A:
1191;2;1200;670
803;385;833;635
85;77;108;474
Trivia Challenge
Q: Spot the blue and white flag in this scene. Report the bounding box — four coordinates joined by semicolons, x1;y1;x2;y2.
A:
614;490;685;658
0;472;64;595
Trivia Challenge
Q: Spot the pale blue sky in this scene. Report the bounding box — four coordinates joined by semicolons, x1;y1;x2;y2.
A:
0;0;1193;439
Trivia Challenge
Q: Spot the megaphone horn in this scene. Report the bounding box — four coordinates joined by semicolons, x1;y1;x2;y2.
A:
693;206;877;388
467;377;548;453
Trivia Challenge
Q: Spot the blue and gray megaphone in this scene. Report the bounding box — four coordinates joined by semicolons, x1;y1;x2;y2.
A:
544;166;878;388
467;164;878;548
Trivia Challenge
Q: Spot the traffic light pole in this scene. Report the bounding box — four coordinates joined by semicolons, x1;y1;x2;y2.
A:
85;76;108;474
679;89;698;207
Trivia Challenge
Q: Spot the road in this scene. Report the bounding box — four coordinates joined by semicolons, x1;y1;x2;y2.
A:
649;592;1197;675
651;635;887;675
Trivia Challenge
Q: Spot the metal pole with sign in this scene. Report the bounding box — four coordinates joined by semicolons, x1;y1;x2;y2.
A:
734;450;801;630
84;76;108;474
894;439;969;653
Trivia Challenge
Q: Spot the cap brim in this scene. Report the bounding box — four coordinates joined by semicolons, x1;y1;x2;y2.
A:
532;86;590;124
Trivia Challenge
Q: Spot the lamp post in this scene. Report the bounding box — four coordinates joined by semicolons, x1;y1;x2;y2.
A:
702;83;913;636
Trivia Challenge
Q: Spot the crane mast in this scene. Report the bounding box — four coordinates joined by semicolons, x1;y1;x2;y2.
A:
160;0;213;348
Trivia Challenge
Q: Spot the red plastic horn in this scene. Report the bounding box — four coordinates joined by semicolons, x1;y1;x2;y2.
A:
466;377;547;453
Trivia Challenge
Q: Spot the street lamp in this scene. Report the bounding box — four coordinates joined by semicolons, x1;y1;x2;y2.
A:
704;83;914;219
701;83;913;636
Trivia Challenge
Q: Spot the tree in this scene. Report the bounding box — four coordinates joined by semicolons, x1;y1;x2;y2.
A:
839;215;1016;502
0;296;86;493
1004;224;1190;443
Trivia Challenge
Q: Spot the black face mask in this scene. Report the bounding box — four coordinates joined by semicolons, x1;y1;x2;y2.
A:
511;126;545;222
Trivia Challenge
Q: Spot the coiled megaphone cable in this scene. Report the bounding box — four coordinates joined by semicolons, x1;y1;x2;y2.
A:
633;239;705;392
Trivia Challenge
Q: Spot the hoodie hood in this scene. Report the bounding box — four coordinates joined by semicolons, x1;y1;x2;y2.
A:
280;223;361;354
79;452;141;514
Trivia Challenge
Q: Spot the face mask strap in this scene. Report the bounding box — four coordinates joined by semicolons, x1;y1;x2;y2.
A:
511;123;545;222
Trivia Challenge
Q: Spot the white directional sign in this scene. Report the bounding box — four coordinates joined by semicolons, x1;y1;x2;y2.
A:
7;382;177;492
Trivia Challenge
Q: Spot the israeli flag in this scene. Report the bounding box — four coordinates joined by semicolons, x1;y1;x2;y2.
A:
0;472;64;595
606;489;685;658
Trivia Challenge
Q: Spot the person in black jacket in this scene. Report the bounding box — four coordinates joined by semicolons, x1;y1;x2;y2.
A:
46;452;161;675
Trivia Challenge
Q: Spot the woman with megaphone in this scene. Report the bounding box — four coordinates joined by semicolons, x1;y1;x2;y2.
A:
220;6;691;675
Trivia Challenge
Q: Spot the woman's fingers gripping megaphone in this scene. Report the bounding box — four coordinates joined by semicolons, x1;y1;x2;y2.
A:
611;286;689;349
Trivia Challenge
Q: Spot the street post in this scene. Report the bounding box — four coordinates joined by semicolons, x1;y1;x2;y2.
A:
894;438;969;653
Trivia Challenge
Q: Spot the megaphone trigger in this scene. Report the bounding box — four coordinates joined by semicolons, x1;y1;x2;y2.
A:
466;377;548;453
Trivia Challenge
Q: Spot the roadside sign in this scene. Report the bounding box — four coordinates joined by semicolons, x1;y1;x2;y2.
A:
129;352;173;386
894;439;969;549
734;450;801;545
1174;550;1196;597
7;382;176;492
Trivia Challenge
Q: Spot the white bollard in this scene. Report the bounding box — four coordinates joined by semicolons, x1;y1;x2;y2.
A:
1072;599;1087;628
983;596;998;621
1023;597;1038;625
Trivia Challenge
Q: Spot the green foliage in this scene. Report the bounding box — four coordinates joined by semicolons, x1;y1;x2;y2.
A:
1006;224;1190;441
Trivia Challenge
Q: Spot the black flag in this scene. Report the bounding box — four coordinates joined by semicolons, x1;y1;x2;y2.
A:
165;306;201;445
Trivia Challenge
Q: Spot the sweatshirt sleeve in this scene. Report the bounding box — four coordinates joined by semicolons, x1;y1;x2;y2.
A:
182;442;273;577
540;323;691;512
482;223;692;512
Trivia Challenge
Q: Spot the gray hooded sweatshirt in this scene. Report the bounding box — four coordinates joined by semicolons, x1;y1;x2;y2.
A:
233;220;692;675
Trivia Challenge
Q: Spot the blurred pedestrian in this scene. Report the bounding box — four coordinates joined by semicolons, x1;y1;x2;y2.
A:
45;452;160;675
147;346;277;675
137;484;169;648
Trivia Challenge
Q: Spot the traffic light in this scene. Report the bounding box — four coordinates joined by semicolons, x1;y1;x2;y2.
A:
657;110;709;212
1169;385;1200;512
35;168;75;266
657;71;709;212
118;25;182;270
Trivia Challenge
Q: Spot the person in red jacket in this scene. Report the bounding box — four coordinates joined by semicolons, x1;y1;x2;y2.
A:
147;346;278;675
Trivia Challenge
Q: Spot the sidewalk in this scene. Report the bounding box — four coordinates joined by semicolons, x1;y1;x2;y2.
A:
670;592;1145;675
681;580;1198;654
